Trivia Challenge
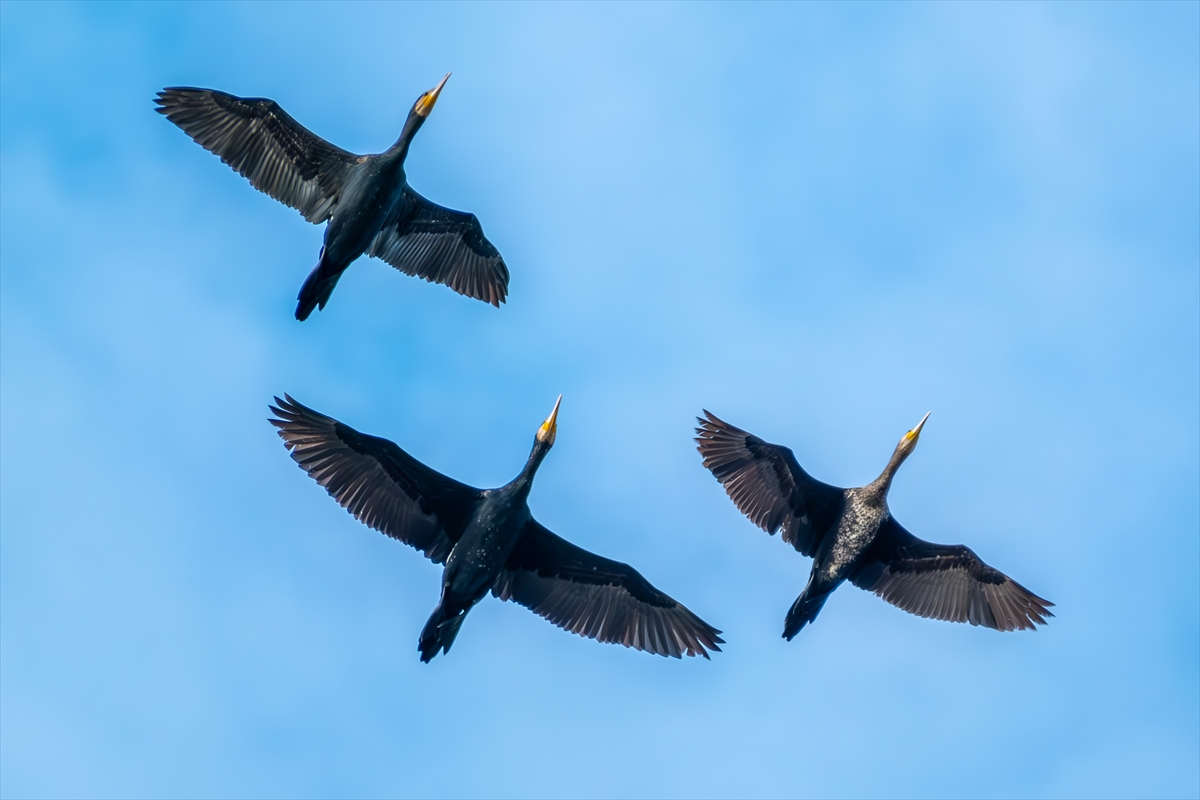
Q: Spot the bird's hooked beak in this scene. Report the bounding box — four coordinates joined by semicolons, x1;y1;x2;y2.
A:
536;395;562;446
414;73;450;118
904;411;932;443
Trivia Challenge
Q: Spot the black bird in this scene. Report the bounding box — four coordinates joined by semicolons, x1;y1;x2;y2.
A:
270;395;723;662
156;75;509;320
696;411;1052;639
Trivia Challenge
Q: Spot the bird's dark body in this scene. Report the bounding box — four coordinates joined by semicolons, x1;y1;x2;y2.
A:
155;83;510;320
433;483;535;624
816;487;887;586
695;411;1053;639
298;149;408;318
271;396;723;662
323;156;406;268
786;485;889;637
416;443;555;661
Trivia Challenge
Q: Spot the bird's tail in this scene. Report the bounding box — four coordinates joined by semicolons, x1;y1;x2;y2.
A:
783;580;832;641
295;251;342;321
418;603;467;663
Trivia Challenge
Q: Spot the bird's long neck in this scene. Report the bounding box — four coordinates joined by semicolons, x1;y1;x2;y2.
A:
869;445;911;499
388;113;424;161
509;440;552;501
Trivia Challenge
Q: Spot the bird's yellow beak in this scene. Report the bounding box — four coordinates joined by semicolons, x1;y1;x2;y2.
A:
537;395;562;444
904;411;932;442
415;73;450;118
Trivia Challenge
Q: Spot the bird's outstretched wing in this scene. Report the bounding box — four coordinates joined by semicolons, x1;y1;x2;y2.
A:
156;88;360;223
850;518;1054;631
368;187;509;307
492;520;723;659
695;411;843;557
269;395;481;564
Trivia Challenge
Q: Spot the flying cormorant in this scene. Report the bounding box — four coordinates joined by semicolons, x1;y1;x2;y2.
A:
270;395;723;661
156;75;508;320
696;411;1052;638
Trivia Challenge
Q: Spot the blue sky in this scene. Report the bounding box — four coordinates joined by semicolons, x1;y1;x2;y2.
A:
1;2;1197;798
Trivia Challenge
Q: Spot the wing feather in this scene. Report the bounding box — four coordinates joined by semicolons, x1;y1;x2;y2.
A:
368;187;509;307
156;87;360;223
851;518;1053;631
269;395;480;564
491;521;723;659
695;411;843;556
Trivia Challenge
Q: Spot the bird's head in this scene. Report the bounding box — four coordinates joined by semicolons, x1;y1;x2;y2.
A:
412;73;450;119
894;411;931;459
535;395;562;448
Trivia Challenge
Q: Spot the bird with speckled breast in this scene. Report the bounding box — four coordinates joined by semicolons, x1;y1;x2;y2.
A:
696;410;1052;639
271;394;723;662
156;74;508;320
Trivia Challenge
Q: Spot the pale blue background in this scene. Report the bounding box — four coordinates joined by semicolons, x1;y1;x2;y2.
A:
2;3;1197;798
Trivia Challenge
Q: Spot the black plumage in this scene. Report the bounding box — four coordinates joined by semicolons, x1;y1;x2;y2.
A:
156;75;508;320
270;395;723;662
696;410;1052;638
